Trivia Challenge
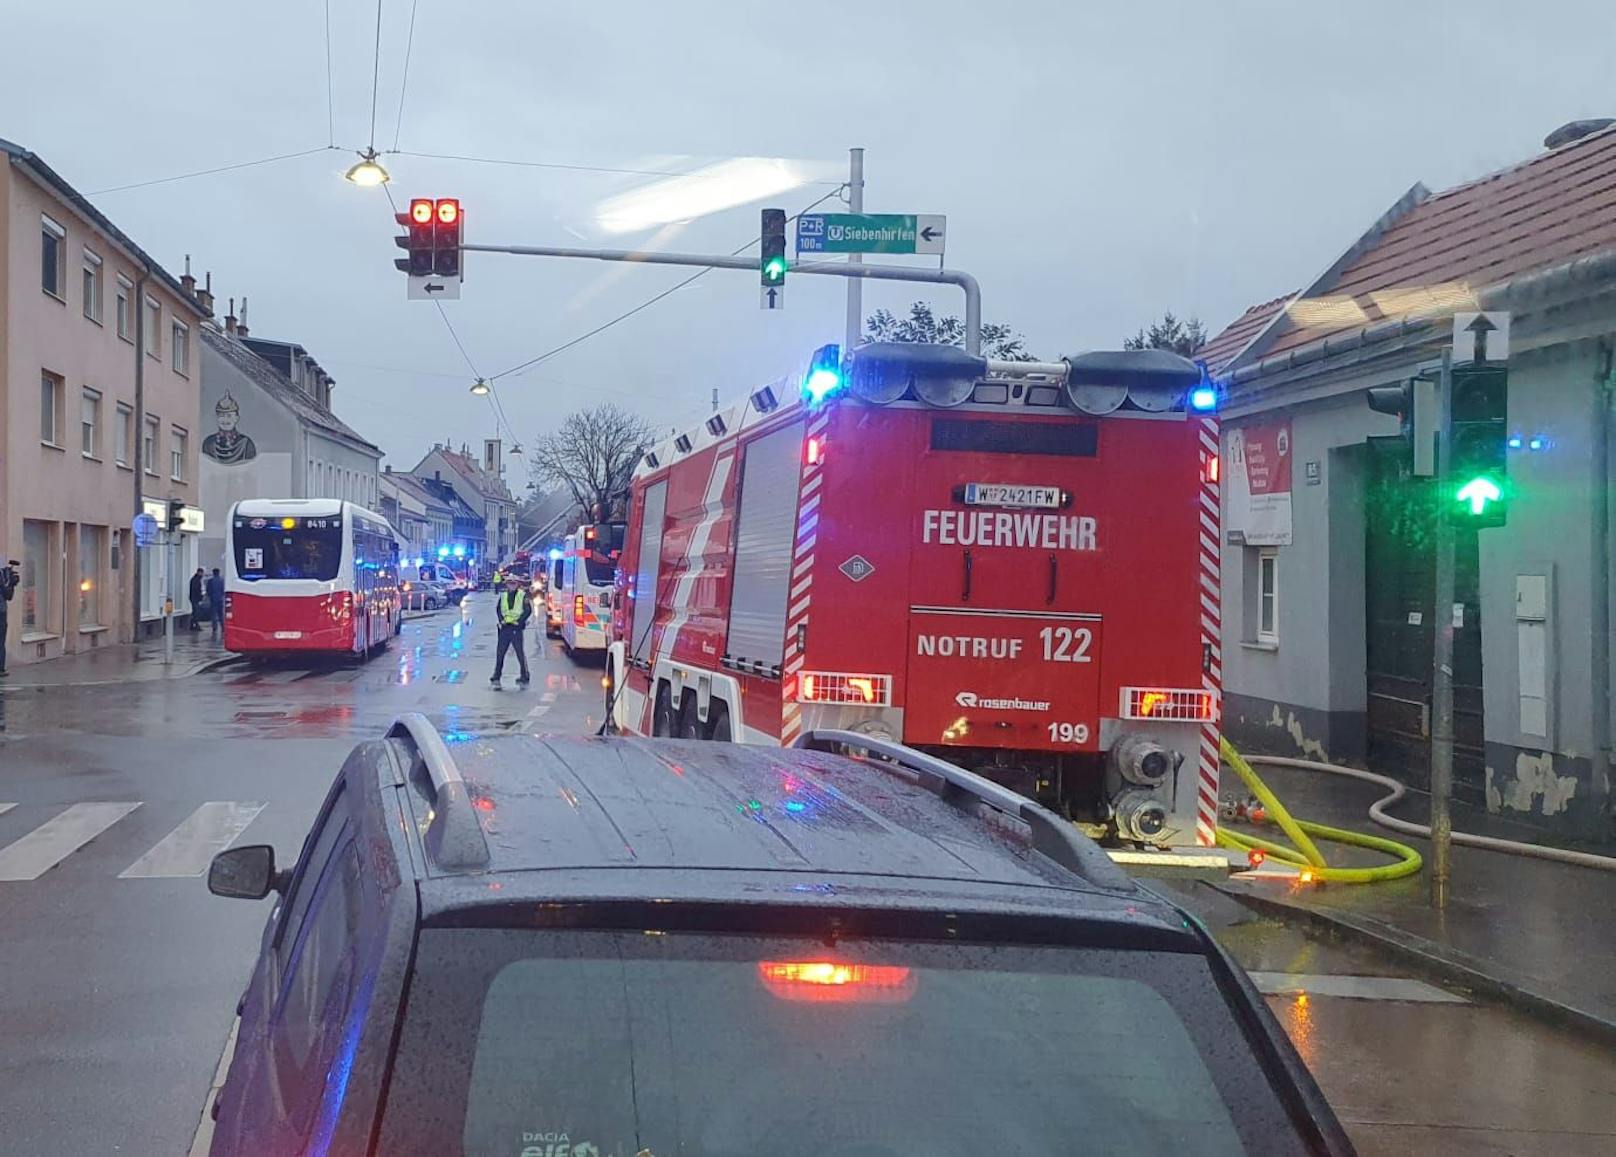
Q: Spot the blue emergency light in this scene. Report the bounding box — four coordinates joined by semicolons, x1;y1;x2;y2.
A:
452;545;466;558
1189;385;1218;412
549;548;563;561
802;343;844;405
437;545;449;558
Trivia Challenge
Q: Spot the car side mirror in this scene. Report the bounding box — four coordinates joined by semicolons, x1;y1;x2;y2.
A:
208;845;283;900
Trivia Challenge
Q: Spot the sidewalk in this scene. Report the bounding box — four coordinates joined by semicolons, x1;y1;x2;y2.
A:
0;630;240;688
1214;759;1616;1043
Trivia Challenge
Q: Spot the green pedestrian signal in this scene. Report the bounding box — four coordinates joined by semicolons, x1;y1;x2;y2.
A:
1447;365;1508;527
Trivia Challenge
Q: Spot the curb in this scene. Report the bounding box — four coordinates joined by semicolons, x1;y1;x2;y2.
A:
1211;881;1616;1047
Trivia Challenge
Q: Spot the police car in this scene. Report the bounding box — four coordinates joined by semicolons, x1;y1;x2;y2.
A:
203;716;1352;1155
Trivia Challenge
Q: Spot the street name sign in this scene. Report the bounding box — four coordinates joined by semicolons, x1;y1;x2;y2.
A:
408;274;461;301
796;213;946;256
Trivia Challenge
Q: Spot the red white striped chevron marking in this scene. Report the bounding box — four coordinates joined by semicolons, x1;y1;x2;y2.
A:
780;410;831;746
1197;415;1222;847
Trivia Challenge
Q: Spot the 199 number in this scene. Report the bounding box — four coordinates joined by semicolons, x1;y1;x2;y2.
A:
1039;626;1093;663
1047;722;1091;744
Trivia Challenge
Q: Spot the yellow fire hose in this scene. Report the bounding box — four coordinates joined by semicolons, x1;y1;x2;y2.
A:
1216;736;1423;885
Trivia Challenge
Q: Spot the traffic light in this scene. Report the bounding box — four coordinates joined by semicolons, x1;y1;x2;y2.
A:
394;198;435;276
1366;379;1437;476
761;208;786;287
1448;365;1508;526
433;198;462;278
166;499;185;533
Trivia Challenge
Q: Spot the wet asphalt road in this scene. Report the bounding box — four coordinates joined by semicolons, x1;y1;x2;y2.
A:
0;595;603;1156
1;593;1613;1155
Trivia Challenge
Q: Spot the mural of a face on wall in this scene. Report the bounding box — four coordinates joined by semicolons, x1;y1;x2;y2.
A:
201;393;258;464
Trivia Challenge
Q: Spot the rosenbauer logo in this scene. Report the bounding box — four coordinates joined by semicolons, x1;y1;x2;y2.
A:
955;690;1051;712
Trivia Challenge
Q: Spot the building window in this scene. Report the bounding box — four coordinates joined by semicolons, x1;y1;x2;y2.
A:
171;427;187;481
145;297;161;357
79;525;104;628
116;276;133;341
1256;548;1279;646
81;388;102;458
144;416;160;475
82;249;103;322
172;321;189;376
21;520;52;634
115;403;133;467
41;371;64;446
41;215;65;298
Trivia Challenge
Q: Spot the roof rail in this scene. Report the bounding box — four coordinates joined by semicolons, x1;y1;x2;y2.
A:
792;730;1134;892
386;714;491;872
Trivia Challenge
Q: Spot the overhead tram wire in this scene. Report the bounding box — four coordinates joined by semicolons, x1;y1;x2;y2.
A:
367;0;385;153
324;0;335;146
490;185;846;383
86;147;338;195
392;0;421;151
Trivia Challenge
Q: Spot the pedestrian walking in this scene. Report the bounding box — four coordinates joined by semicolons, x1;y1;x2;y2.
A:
490;572;531;686
206;568;226;640
188;568;205;632
0;559;17;676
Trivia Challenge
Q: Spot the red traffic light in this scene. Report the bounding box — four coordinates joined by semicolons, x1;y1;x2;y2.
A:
410;199;434;224
436;198;460;224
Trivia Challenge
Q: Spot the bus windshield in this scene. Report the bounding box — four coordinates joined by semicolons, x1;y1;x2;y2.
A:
233;516;343;582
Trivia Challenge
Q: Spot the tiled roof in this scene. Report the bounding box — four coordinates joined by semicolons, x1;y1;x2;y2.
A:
1251;123;1616;362
383;471;453;512
202;327;381;453
436;449;514;502
1197;294;1293;375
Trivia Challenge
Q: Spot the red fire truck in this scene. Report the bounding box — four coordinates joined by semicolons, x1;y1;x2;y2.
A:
607;342;1223;849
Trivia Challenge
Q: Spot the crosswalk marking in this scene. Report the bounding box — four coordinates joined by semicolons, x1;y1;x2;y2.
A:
1249;971;1467;1004
118;801;268;879
0;802;142;881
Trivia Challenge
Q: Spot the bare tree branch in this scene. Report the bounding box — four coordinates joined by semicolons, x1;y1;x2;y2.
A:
530;403;657;522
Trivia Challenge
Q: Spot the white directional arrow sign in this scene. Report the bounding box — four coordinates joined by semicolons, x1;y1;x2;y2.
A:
760;284;784;310
408;275;461;301
1452;310;1508;363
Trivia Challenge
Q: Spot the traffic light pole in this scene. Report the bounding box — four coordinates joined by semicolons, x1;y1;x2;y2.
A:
845;147;865;354
1430;347;1456;908
459;242;984;355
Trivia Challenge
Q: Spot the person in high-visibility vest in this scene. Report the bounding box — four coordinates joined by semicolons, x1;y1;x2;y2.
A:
490;572;532;686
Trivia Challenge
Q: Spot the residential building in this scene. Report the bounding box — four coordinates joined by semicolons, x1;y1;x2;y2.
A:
1201;117;1616;843
378;467;454;563
412;440;517;563
1;137;209;665
196;310;383;569
416;475;487;562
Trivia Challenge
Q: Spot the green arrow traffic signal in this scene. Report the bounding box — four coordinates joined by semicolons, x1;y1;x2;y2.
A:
1456;476;1502;515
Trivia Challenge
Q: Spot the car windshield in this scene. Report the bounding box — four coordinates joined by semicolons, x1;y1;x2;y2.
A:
232;516;342;582
377;929;1308;1156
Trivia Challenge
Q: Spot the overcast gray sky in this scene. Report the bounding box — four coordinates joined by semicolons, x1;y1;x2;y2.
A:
5;1;1609;487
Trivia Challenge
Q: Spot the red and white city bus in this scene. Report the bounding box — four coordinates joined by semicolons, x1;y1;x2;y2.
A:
224;499;403;657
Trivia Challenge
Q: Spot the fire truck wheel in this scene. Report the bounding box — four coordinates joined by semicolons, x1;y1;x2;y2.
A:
652;685;676;737
677;695;703;740
708;704;732;743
